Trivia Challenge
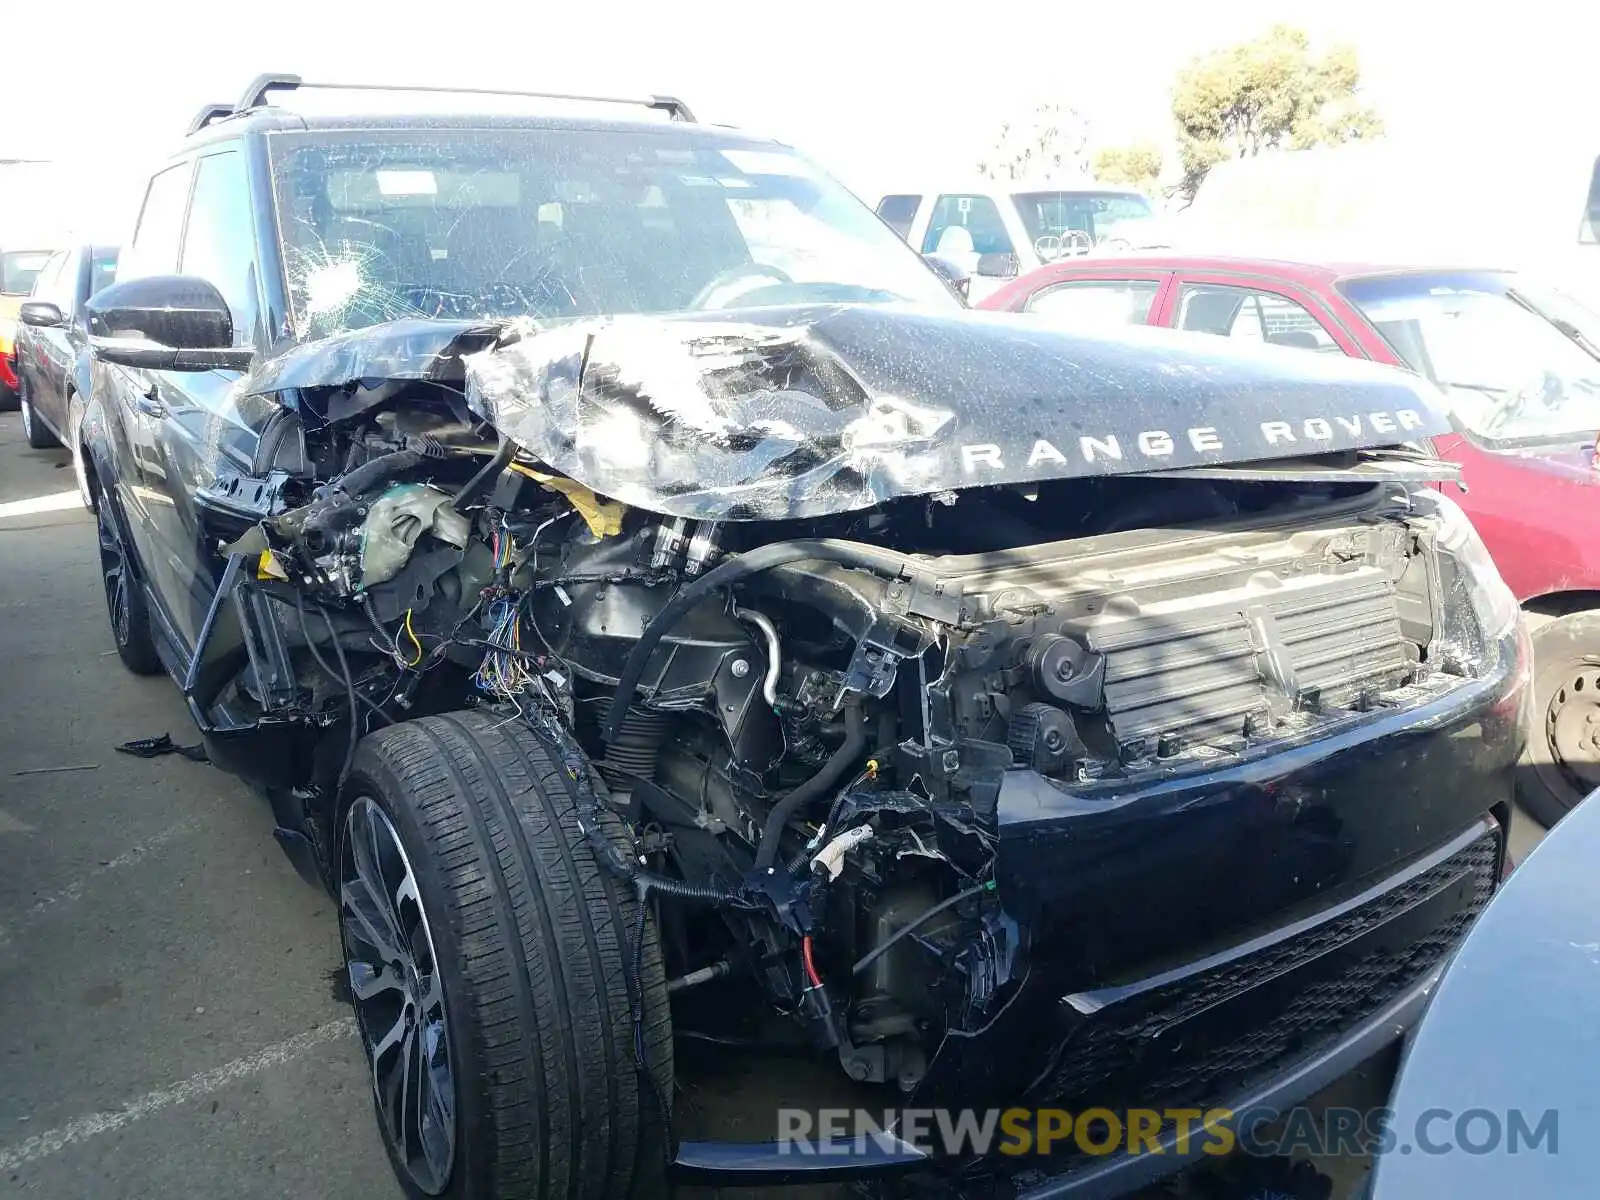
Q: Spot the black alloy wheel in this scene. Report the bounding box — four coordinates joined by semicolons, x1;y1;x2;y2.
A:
336;710;673;1200
95;487;161;674
340;795;457;1195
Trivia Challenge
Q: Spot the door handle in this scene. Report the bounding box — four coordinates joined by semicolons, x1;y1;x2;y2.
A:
136;383;167;418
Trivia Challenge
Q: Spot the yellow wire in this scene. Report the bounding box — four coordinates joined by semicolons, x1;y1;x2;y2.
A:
403;609;424;667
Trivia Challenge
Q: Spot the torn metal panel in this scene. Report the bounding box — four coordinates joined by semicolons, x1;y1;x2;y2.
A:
242;317;498;395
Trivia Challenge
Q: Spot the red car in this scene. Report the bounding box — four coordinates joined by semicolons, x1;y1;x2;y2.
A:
981;254;1600;826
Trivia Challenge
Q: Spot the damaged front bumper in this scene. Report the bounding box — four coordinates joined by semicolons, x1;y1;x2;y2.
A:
672;956;1445;1196
669;626;1527;1194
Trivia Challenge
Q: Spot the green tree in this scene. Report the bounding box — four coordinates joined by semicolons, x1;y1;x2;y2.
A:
1093;143;1163;193
977;102;1093;182
1171;24;1383;200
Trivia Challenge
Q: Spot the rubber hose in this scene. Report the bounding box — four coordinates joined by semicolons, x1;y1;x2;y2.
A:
603;539;919;742
327;449;423;500
453;438;515;507
753;700;865;873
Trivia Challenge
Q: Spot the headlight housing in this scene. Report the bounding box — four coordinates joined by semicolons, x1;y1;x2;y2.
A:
1414;489;1522;664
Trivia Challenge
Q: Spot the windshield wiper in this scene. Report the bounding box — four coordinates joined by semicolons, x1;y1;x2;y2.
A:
1506;288;1600;362
1549;315;1600;360
1134;448;1462;485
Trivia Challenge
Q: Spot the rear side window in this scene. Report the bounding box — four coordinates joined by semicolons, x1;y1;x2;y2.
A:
1025;279;1161;327
121;163;193;280
40;250;80;311
181;151;260;346
1176;284;1341;352
921;195;1015;258
26;252;66;301
875;194;921;239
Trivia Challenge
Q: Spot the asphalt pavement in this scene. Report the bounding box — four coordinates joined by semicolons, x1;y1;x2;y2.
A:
0;419;397;1198
0;411;1546;1200
0;419;835;1200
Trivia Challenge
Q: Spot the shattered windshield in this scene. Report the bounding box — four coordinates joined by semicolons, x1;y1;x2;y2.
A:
1341;271;1600;443
267;128;956;339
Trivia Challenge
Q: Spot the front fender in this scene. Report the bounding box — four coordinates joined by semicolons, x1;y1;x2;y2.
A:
80;384;114;487
71;351;94;424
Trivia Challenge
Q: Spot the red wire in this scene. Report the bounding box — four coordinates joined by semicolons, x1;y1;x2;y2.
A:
801;935;823;988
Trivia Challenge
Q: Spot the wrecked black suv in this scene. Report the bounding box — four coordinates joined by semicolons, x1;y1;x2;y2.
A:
79;75;1529;1199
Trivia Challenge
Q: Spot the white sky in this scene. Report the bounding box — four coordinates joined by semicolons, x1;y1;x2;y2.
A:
4;0;1598;229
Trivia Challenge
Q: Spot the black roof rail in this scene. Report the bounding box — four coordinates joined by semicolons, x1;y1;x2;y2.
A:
237;73;306;111
645;95;697;122
187;103;237;137
224;74;695;122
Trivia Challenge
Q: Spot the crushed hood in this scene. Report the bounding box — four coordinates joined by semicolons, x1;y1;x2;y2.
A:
244;304;1453;521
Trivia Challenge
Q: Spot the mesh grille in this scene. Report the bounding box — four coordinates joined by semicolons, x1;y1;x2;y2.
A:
1035;831;1498;1107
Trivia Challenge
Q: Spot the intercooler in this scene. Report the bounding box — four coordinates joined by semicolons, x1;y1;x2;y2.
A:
1085;567;1416;751
942;507;1434;759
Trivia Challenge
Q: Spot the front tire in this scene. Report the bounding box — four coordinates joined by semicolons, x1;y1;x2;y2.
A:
339;710;673;1200
1519;609;1600;826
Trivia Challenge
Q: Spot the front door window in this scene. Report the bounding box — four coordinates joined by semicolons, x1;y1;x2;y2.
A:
1025;279;1162;327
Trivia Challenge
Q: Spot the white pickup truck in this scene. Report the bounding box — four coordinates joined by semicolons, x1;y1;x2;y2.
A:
875;180;1172;302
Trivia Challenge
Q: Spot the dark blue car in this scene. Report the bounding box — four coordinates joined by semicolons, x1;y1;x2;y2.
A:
74;72;1535;1200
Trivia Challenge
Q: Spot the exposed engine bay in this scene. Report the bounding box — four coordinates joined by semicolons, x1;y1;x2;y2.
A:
186;307;1491;1101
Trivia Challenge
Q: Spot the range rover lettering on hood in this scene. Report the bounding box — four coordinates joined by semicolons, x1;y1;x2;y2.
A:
245;304;1454;521
963;408;1432;474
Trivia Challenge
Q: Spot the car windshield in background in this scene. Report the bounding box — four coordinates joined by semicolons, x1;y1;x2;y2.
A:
1;249;53;295
1341;271;1600;443
267;129;956;339
1012;190;1155;253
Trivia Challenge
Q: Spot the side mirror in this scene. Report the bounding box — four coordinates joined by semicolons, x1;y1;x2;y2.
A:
923;253;972;301
975;252;1020;280
86;275;252;372
19;301;65;328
